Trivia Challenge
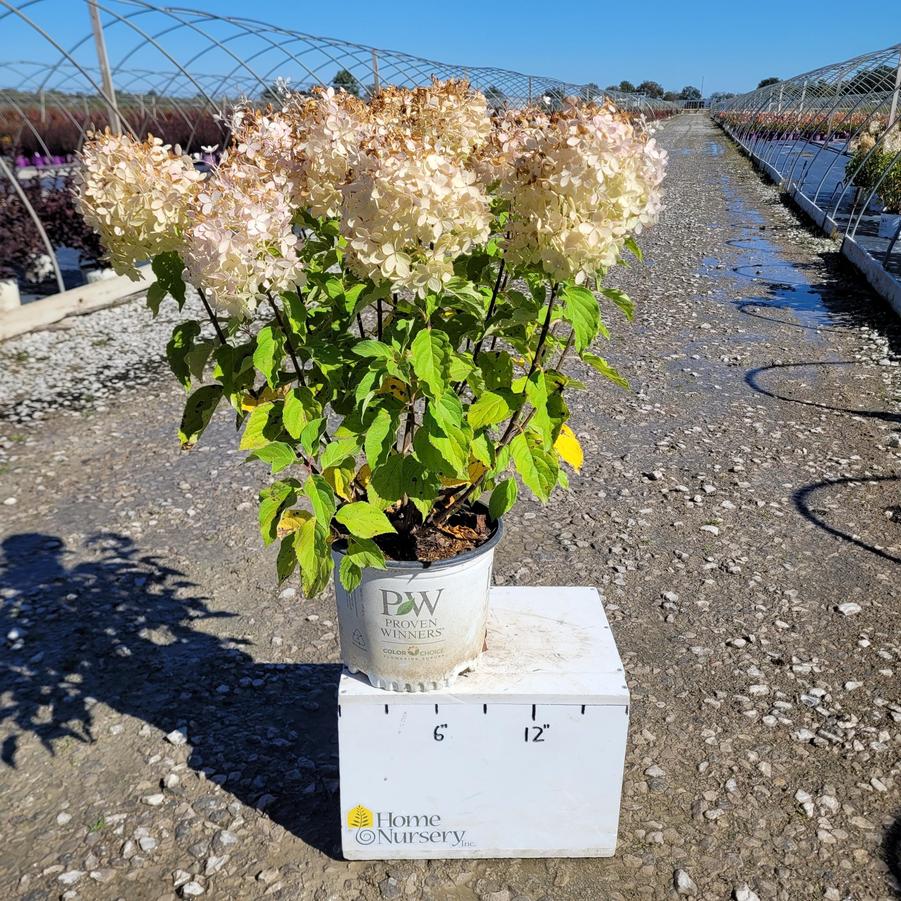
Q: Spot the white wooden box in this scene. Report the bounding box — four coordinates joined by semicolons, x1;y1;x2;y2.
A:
338;586;629;859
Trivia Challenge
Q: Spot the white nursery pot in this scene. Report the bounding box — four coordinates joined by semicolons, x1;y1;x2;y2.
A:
0;278;21;312
878;212;901;239
332;517;504;692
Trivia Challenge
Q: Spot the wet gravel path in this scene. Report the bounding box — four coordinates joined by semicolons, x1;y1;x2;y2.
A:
1;113;899;901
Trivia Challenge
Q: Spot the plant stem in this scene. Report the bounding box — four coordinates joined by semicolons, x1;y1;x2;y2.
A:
267;294;305;386
431;282;559;526
377;298;383;340
197;287;227;343
356;314;366;339
471;257;505;364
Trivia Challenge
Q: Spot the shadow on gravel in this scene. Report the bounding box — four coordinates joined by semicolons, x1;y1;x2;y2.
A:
0;532;343;858
885;814;901;897
745;361;901;424
793;476;901;565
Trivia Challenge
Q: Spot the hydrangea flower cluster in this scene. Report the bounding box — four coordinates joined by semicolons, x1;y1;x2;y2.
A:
75;132;203;278
370;80;491;162
501;103;667;283
184;159;305;317
291;88;373;219
341;148;491;295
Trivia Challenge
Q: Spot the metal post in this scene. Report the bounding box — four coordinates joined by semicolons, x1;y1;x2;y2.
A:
799;79;807;113
87;0;121;134
39;88;45;124
370;49;380;96
777;85;783;113
528;77;532;106
889;51;901;128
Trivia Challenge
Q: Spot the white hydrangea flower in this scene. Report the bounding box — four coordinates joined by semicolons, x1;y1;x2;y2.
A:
75;132;203;278
502;104;667;283
370;79;491;162
341;146;491;296
230;88;370;220
183;159;305;318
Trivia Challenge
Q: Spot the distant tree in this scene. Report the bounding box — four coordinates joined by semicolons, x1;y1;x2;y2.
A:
484;84;507;109
679;85;702;101
841;65;896;95
709;91;736;102
618;80;637;93
757;77;780;89
582;82;602;102
663;91;680;102
332;68;361;97
541;86;567;111
637;80;665;99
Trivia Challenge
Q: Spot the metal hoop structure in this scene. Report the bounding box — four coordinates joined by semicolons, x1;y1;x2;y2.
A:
711;44;901;295
0;0;677;295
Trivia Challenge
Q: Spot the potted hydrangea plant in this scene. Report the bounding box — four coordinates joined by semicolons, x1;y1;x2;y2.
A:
75;81;666;691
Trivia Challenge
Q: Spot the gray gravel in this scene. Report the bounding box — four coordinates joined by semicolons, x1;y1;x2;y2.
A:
1;114;900;901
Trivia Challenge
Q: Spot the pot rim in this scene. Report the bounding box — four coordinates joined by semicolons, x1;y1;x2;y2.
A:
331;503;504;571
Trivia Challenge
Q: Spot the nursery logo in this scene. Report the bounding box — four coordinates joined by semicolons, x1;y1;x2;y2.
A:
346;806;473;849
380;588;443;617
347;805;373;828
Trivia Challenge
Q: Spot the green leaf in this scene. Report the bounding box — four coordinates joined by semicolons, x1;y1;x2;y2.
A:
410;328;451;399
510;432;558;502
413;404;470;479
166;321;201;389
259;480;298;545
353;339;393;360
524;373;552;444
428;392;464;434
147;251;187;315
294;517;331;596
581;352;630;390
364;407;397;470
601;287;635;321
276;535;298;583
468;390;513;431
338;536;387;591
561;284;601;353
178;384;223;448
624;237;644;263
477;351;514;391
185;340;216;385
249;441;296;474
396;599;414;616
320;436;360;470
470;432;493;467
283;387;318;440
304;474;337;527
335;501;396;539
253;325;285;388
239;402;276;451
489;478;517;521
367;454;405;509
338;555;363;592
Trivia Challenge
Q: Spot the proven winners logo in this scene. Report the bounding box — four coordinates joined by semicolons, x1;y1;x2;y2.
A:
346;804;473;848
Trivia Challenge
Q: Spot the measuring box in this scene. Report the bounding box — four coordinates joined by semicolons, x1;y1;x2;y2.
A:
338;586;630;859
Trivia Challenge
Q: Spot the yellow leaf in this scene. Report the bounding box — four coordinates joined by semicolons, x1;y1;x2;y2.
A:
554;424;583;471
241;385;289;411
440;460;487;488
376;376;410;402
277;508;312;538
355;463;372;489
324;463;356;500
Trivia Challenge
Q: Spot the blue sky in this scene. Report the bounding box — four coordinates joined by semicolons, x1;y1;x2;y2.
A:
2;0;898;95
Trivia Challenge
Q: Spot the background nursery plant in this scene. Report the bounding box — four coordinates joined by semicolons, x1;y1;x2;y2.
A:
75;80;667;597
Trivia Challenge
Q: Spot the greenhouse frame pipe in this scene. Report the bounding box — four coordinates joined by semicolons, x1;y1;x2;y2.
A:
0;155;65;294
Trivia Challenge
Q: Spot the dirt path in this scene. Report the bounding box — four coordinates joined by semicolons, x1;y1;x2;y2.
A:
1;113;899;901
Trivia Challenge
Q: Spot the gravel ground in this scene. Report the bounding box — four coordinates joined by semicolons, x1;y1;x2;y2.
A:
1;113;899;901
